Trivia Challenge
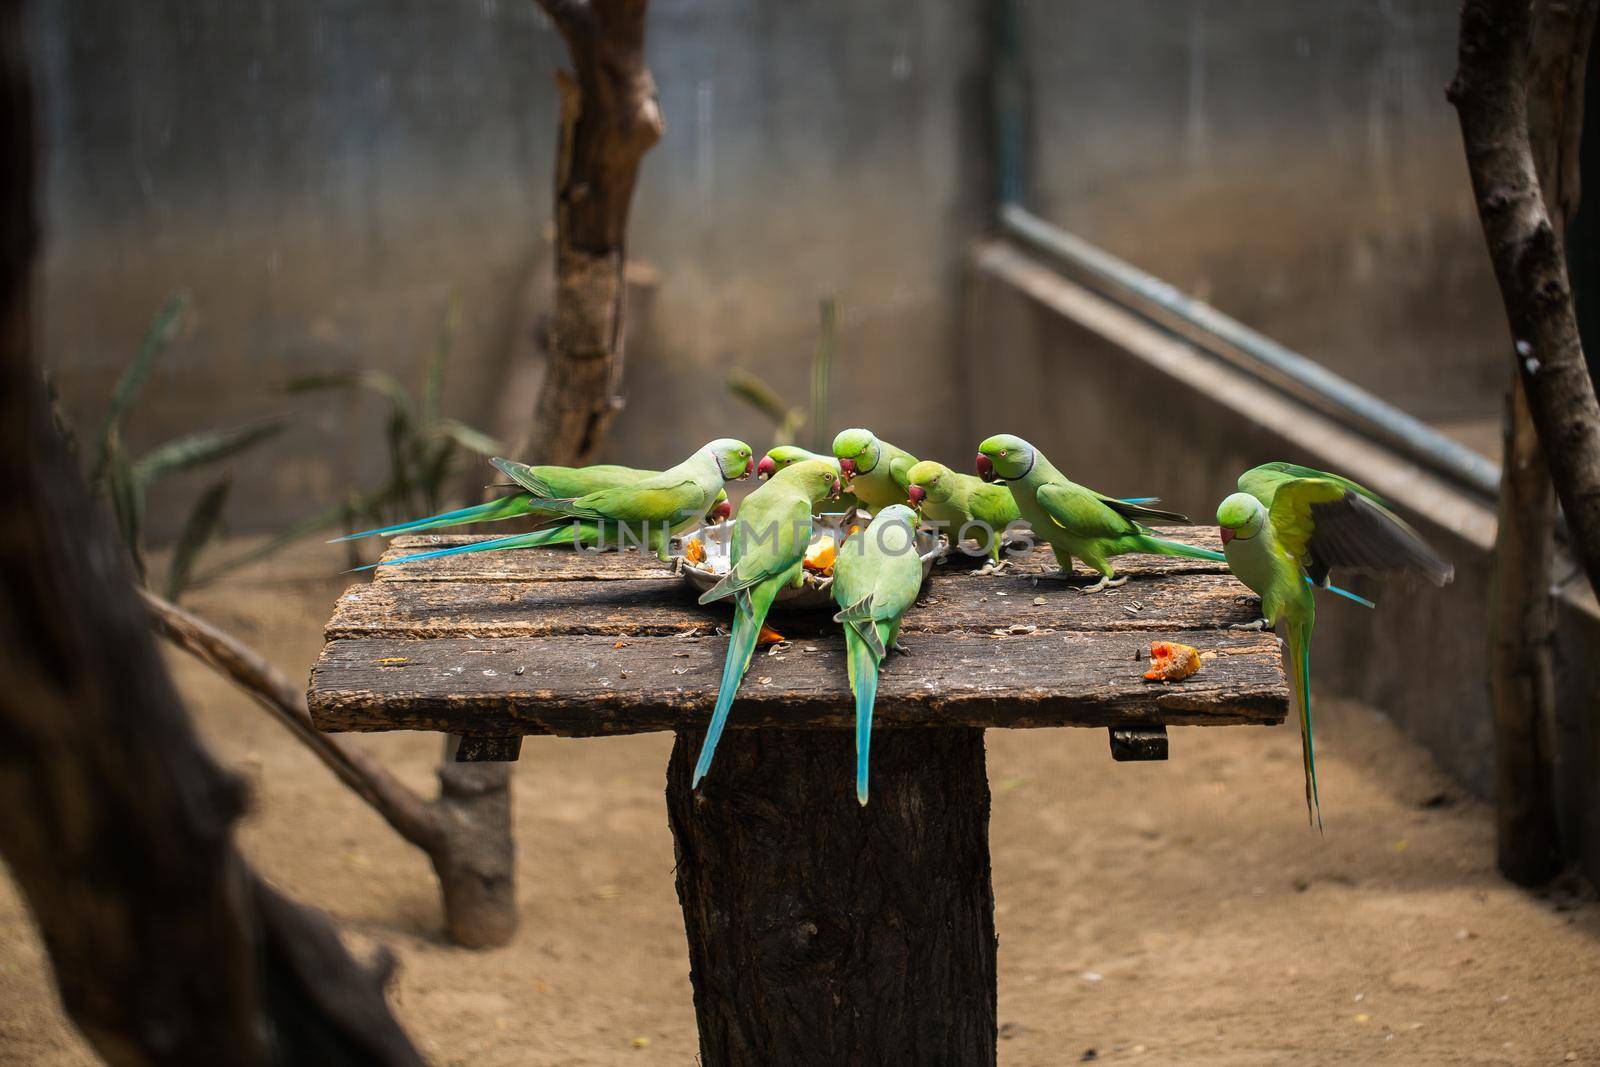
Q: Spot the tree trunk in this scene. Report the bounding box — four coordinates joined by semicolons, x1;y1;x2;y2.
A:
666;728;998;1066
0;6;422;1059
524;0;662;465
142;589;523;947
427;0;665;951
1475;0;1599;885
1451;0;1600;603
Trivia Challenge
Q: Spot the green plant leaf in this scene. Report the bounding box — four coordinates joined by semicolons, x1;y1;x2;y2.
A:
165;478;231;601
809;296;836;453
727;368;806;446
134;419;283;483
285;370;414;418
91;291;187;486
423;295;460;429
438;418;503;457
104;426;146;581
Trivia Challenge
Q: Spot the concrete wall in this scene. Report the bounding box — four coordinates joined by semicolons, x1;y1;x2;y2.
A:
28;0;987;536
1017;0;1504;428
966;242;1600;881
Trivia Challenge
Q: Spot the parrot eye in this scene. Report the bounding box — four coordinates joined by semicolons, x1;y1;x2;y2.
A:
998;449;1008;457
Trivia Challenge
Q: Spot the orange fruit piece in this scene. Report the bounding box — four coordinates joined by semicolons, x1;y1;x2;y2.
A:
757;624;786;647
684;537;707;564
803;535;837;574
1143;640;1202;682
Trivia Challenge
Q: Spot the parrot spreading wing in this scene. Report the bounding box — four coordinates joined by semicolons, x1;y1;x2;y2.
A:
692;460;843;786
1268;477;1454;589
1217;468;1453;830
831;504;926;804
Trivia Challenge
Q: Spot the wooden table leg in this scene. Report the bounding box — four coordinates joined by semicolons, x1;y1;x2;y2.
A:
666;726;997;1066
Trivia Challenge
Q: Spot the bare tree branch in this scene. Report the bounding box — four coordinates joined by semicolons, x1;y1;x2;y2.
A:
1451;0;1600;600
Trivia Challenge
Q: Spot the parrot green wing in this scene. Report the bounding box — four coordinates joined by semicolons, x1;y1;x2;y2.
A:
1092;493;1192;526
1035;482;1138;539
1268;478;1453;587
550;474;707;524
1240;462;1387;509
490;456;555;497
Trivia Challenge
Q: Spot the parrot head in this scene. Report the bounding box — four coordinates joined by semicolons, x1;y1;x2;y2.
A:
777;458;843;503
976;434;1035;482
905;460;950;510
707;490;733;523
869;504;921;554
1216;492;1265;544
832;428;880;481
705;438;756;480
759;445;820;481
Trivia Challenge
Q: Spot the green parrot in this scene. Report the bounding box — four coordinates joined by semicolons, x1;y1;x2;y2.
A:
1217;463;1452;829
831;503;925;805
756;445;859;511
904;459;1022;565
336;462;731;542
832;428;918;514
975;433;1219;592
368;439;754;568
693;459;844;786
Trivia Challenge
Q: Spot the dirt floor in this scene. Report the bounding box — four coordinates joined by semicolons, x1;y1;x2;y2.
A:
2;540;1598;1066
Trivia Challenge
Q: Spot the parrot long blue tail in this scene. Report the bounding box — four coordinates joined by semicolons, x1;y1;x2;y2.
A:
843;629;880;806
1287;618;1322;833
1319;581;1376;609
331;494;533;542
692;604;765;787
355;524;580;570
1134;534;1227;563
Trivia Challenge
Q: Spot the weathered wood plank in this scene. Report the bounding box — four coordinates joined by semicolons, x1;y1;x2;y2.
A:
326;569;1260;641
307;629;1287;737
370;530;1231;583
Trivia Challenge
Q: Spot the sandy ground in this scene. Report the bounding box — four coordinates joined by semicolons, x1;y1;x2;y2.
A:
2;540;1597;1066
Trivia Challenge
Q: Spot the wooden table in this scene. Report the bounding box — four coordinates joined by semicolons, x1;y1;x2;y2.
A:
309;530;1287;1065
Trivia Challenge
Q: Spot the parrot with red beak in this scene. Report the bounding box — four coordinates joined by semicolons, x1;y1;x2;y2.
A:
832;428;918;514
1217;461;1453;829
904;459;1021;565
758;445;858;511
975;433;1220;592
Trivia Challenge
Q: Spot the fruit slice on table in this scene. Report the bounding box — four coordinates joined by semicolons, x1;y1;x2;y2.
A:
1143;640;1201;682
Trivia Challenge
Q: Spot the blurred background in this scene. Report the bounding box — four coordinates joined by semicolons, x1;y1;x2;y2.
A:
30;1;1498;529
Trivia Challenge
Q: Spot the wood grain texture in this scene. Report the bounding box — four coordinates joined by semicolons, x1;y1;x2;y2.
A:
311;527;1286;738
330;563;1255;641
309;630;1285;736
668;727;996;1065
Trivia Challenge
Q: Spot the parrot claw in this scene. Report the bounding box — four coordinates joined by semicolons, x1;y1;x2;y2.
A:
813;575;834;593
893;640;910;655
1229;617;1270;632
1077;575;1127;594
975;558;1012;576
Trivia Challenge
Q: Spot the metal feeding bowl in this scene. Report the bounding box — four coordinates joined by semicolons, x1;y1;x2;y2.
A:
676;511;943;611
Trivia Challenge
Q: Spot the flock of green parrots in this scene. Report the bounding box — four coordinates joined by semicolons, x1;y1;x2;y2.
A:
343;428;1453;827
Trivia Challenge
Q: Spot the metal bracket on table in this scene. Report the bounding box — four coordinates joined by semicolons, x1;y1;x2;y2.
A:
1108;725;1168;762
454;735;524;762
